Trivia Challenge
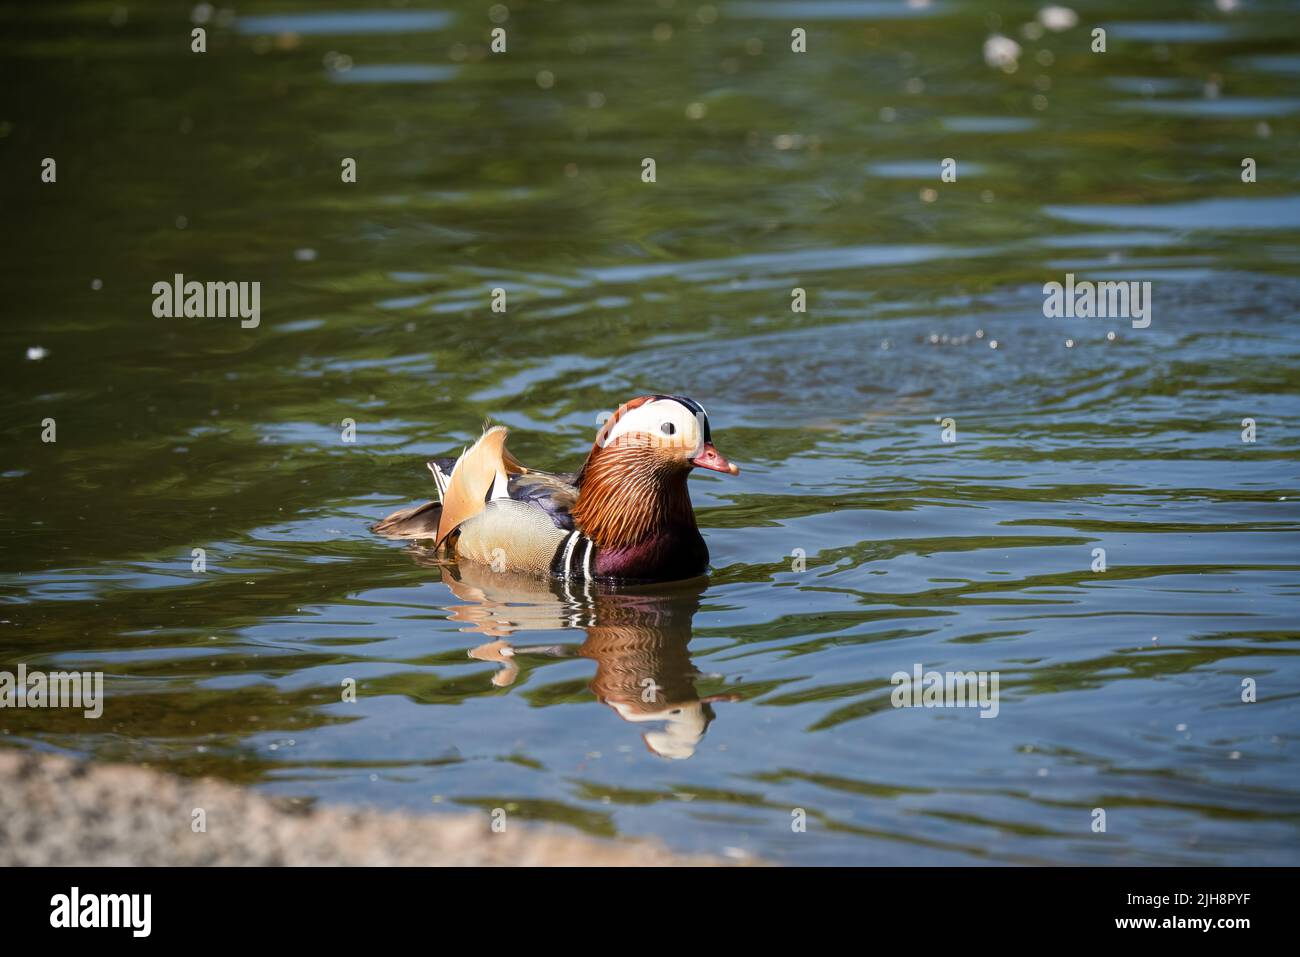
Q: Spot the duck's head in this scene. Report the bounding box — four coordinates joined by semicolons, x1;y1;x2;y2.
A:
573;395;738;556
589;394;739;476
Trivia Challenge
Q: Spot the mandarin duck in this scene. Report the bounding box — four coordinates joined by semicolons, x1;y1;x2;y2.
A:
373;395;739;584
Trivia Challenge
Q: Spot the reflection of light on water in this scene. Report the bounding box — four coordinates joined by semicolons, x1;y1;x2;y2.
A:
941;116;1039;133
728;0;943;19
329;65;460;86
1114;97;1300;118
235;11;453;36
867;161;990;179
1045;195;1300;231
1103;20;1244;43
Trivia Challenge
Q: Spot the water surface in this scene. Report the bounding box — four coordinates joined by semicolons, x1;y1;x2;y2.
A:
2;0;1299;864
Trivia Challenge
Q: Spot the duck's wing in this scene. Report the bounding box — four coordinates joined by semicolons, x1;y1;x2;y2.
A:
372;427;578;546
506;470;578;531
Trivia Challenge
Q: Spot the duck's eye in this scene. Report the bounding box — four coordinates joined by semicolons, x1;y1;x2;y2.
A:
660;421;676;436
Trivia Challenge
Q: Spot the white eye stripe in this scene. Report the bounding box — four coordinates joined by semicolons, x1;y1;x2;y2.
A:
599;399;703;454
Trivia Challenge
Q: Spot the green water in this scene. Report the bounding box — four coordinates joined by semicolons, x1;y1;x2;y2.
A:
2;0;1299;864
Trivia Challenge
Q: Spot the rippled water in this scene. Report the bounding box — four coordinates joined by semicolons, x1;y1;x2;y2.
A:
3;0;1299;864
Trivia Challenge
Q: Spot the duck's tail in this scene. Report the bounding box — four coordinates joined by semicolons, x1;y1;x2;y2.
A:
371;497;444;541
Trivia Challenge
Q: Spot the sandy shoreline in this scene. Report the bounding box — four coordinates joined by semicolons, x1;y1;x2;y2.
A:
0;750;734;866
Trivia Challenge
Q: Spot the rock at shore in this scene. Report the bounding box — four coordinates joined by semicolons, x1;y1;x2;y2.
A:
0;750;734;866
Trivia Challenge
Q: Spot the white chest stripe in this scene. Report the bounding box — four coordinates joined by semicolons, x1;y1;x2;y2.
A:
557;531;598;583
560;531;581;578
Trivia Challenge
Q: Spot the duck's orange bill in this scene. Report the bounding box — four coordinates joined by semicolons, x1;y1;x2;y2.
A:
692;442;740;475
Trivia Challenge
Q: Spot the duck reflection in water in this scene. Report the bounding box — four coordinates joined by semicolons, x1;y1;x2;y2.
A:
418;553;738;759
